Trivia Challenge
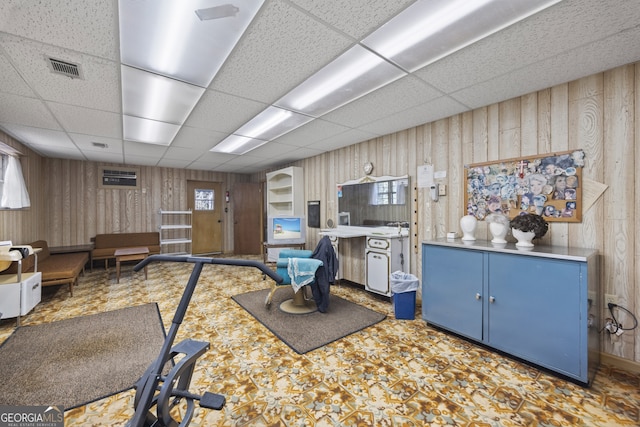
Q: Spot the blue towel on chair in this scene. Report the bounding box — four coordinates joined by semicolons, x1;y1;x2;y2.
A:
287;258;323;293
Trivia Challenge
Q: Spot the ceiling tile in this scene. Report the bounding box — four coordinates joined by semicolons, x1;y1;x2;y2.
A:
184;90;267;133
0;52;36;97
289;0;415;39
68;133;123;154
0;93;60;129
210;0;353;103
359;96;469;135
156;158;194;169
1;35;120;112
0;1;118;60
123;141;168;157
315;128;383;151
171;126;226;151
47;102;122;138
273;118;352;147
321;75;443;128
0;125;75;149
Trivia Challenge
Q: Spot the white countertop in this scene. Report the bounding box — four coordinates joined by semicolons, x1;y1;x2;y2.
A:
423;238;598;262
320;226;409;239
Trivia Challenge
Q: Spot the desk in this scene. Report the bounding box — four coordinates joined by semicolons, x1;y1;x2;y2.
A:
114;247;149;283
49;244;93;271
262;242;305;263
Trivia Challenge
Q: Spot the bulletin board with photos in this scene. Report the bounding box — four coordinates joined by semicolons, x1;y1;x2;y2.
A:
464;150;584;223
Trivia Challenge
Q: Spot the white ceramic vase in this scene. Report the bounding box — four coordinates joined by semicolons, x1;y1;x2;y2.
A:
489;222;508;244
460;215;478;241
512;228;535;247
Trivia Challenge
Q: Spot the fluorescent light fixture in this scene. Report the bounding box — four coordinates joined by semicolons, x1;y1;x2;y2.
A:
119;0;265;87
121;66;205;124
118;1;264;146
123;115;180;146
275;45;406;117
211;135;268;155
362;0;562;72
234;106;313;141
212;107;313;154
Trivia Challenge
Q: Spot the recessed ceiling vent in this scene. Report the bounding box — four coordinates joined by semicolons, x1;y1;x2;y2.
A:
47;57;83;79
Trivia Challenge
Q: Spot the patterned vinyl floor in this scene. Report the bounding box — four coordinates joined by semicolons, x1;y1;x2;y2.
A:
1;256;638;426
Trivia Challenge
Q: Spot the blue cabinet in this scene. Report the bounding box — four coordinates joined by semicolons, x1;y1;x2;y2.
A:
422;240;599;385
422;245;484;341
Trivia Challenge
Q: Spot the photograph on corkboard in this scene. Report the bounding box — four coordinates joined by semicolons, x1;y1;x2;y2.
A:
464;150;584;223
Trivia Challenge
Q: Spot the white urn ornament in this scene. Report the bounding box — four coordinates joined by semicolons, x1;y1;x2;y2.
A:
509;214;549;248
512;228;536;247
459;215;478;241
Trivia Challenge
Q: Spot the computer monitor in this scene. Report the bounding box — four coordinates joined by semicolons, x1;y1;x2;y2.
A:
267;216;306;245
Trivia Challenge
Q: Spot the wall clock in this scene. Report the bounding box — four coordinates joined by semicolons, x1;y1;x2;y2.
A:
363;162;373;175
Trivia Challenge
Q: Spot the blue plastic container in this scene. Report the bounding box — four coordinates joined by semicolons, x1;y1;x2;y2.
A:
392;291;416;320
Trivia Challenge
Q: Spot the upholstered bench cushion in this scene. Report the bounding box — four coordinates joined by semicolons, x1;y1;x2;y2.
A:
38;252;88;282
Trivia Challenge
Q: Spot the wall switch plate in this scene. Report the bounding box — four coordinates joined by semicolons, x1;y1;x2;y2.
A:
438;184;446;196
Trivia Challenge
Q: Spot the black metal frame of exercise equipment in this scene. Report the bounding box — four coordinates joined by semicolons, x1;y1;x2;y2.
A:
126;255;283;427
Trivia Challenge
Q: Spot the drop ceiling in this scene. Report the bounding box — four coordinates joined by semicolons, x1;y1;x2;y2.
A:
0;0;639;174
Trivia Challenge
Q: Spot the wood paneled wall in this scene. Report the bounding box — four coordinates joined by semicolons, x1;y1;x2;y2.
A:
258;62;639;363
2;61;638;363
0;145;249;253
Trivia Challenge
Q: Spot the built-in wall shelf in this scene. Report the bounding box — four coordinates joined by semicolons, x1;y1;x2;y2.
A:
266;166;304;217
158;210;192;255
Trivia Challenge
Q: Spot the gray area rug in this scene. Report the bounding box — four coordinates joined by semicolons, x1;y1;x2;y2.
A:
232;288;386;354
0;303;165;410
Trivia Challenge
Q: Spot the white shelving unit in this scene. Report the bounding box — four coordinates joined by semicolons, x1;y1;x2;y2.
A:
266;166;304;216
265;166;304;261
159;210;192;255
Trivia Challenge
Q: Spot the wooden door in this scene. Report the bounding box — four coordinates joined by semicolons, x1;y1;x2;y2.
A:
233;182;262;255
187;180;223;255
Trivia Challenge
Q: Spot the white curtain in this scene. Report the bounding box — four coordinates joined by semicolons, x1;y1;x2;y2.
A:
1;155;31;209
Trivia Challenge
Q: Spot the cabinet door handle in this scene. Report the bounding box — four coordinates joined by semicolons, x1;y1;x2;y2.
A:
475;293;482;300
489;296;496;303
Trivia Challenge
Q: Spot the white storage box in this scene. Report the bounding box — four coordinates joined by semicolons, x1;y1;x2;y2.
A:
0;272;42;319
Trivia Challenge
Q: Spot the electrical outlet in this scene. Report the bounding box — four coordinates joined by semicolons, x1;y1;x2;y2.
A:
438;184;447;196
605;294;617;307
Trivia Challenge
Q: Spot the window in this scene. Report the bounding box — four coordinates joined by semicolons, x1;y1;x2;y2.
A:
371;179;407;206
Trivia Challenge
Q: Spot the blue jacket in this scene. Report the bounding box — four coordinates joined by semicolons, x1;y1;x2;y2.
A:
310;236;339;313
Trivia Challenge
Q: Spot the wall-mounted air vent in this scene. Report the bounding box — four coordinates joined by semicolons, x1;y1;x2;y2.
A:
99;166;140;189
47;57;83;79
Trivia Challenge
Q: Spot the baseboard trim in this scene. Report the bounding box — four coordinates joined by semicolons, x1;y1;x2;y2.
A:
601;353;640;374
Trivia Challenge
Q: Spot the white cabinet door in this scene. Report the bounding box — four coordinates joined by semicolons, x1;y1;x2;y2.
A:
366;250;390;295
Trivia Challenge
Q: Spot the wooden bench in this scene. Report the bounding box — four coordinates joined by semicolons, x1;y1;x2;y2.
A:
91;232;160;270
